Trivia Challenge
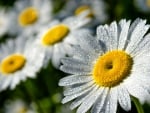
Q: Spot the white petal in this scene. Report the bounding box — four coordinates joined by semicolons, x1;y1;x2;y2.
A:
61;57;89;66
60;64;91;75
62;85;95;104
131;33;150;57
10;74;21;89
97;25;111;51
64;81;94;96
117;85;131;111
72;45;97;62
77;30;102;54
107;21;118;50
0;76;12;91
77;86;102;113
59;75;92;86
62;43;73;56
63;16;90;30
51;44;65;68
118;20;131;49
91;88;109;113
126;20;149;53
125;81;149;103
102;88;118;113
70;85;99;110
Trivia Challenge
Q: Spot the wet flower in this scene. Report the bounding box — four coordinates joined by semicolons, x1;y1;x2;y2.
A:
59;18;150;113
34;15;91;68
0;35;44;90
8;0;52;35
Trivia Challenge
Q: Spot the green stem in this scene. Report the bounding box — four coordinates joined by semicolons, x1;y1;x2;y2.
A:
132;96;144;113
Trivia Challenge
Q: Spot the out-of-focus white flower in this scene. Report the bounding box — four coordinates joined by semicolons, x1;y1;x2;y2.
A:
58;0;108;24
4;99;36;113
134;0;150;13
9;0;52;35
34;15;91;68
0;34;45;91
59;18;150;113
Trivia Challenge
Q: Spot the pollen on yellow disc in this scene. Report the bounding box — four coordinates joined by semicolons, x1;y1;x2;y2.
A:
0;54;26;74
18;7;38;26
92;50;133;87
75;5;94;18
41;24;70;46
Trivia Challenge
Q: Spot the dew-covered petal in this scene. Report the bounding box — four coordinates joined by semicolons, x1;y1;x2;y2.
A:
131;59;150;77
126;20;149;53
102;88;118;113
97;25;111;51
64;81;94;96
124;80;149;103
129;74;150;93
59;75;92;86
61;57;89;66
128;18;142;36
77;30;103;54
60;62;91;75
107;21;118;50
91;88;109;113
76;86;102;113
131;33;150;57
62;85;95;104
71;45;97;62
117;85;131;111
118;20;131;50
70;85;100;110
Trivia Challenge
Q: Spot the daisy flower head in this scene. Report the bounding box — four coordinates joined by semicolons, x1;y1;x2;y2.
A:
34;15;91;68
59;18;150;113
9;0;52;35
58;0;108;24
4;99;36;113
134;0;150;13
0;35;45;91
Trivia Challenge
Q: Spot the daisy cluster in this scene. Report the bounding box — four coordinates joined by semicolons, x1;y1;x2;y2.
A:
0;0;150;113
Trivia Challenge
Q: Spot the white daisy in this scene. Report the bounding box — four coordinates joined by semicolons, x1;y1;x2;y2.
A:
4;99;36;113
34;15;91;68
134;0;150;13
59;18;150;113
9;0;52;35
0;34;45;91
0;8;11;37
58;0;108;24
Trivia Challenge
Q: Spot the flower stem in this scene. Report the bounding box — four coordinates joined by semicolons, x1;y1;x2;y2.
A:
132;96;144;113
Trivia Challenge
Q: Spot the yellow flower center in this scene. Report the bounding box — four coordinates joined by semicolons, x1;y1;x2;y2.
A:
0;54;26;74
18;7;38;26
146;0;150;7
41;24;70;46
75;5;94;18
92;50;133;87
